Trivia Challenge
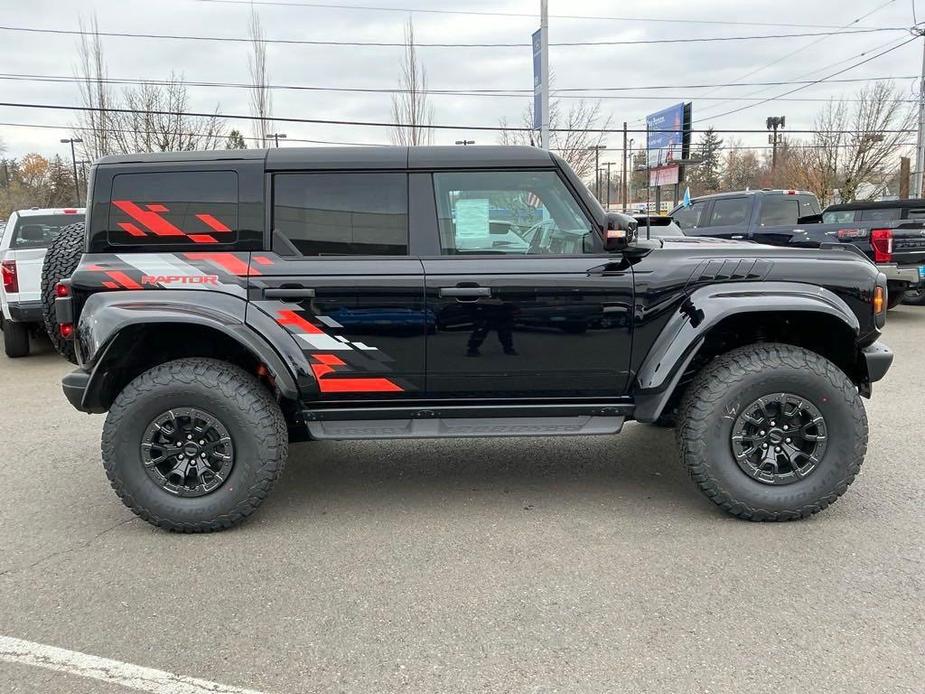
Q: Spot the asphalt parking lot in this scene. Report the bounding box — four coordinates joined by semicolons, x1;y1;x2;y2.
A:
0;311;923;693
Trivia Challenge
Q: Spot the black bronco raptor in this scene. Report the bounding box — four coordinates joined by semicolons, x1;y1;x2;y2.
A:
43;146;893;531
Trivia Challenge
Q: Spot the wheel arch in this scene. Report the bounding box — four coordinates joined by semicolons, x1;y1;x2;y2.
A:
633;282;864;423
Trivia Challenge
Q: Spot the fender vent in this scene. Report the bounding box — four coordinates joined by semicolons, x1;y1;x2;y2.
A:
689;258;771;285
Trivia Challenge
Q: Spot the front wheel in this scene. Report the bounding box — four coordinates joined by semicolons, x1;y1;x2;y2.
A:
677;343;867;521
101;358;288;532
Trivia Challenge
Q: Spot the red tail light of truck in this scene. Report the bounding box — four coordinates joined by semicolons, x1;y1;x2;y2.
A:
870;228;893;263
1;260;18;293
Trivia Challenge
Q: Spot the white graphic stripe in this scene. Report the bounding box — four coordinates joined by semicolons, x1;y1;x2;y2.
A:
0;635;267;694
317;315;343;328
296;333;352;351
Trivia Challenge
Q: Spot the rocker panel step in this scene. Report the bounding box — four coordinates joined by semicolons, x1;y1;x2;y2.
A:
306;415;625;440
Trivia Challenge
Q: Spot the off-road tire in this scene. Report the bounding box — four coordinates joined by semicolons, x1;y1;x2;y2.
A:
41;221;85;363
3;320;29;358
102;358;288;532
902;287;925;306
886;289;906;310
677;343;867;521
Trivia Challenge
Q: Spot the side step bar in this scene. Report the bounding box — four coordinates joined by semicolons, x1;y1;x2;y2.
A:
301;403;630;440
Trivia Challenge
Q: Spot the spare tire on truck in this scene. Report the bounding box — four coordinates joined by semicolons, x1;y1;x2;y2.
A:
41;222;85;364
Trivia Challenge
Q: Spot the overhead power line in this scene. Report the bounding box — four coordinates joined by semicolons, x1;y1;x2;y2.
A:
193;0;899;29
0;24;905;48
0;100;916;135
0;71;917;104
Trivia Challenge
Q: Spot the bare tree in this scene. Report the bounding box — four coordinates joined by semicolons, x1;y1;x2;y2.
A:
498;98;611;180
109;75;225;153
73;14;113;160
806;82;914;202
248;7;273;146
389;19;434;146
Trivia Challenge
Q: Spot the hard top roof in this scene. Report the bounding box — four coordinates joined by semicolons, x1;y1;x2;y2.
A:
825;198;925;211
95;145;556;170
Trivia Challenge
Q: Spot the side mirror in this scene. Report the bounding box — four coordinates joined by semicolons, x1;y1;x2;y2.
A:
604;212;638;252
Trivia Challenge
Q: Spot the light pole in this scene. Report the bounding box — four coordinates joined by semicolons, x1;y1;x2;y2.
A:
766;116;785;171
267;133;287;148
455;140;476;146
587;144;606;201
604;162;614;209
60;137;82;205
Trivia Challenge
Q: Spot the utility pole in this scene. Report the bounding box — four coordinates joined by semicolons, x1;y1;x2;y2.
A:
766;116;785;171
539;0;550;150
621;122;628;211
604;162;614;209
901;156;911;199
455;140;476;146
914;30;925;198
60;137;82;205
267;133;287;148
588;144;606;201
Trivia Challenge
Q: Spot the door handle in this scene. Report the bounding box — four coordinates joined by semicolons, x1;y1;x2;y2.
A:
439;286;491;299
731;235;745;240
264;287;316;300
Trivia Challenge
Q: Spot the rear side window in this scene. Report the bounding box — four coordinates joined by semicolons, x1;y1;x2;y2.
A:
707;197;748;227
10;214;84;249
822;210;856;224
797;195;821;216
109;171;238;246
759;196;800;226
858;207;900;222
273;173;408;256
907;208;925;220
672;201;705;230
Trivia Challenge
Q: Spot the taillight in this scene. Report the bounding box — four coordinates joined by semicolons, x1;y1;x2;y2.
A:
870;228;893;263
55;281;70;298
59;323;74;339
62;208;78;214
1;260;18;293
873;286;885;314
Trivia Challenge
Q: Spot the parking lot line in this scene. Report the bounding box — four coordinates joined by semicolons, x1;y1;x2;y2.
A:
0;635;267;694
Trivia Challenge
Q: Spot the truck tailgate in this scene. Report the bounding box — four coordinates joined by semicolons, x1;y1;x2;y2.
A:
891;226;925;265
4;248;47;303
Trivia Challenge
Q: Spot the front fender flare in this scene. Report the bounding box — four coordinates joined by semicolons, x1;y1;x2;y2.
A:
75;290;303;410
632;282;860;422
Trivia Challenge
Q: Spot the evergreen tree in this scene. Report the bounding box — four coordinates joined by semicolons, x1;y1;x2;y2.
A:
46;155;77;207
226;129;248;149
687;127;724;195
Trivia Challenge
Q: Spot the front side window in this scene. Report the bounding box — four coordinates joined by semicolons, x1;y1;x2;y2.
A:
109;171;238;246
433;171;595;255
273;173;408;256
672;201;704;230
708;197;748;227
858;207;900;222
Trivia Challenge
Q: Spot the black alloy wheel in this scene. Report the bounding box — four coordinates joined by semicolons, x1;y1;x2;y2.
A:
730;393;828;486
141;408;234;497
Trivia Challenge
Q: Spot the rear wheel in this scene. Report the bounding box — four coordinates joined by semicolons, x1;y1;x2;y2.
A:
677;343;867;521
902;287;925;306
102;358;288;532
41;222;85;363
3;320;29;358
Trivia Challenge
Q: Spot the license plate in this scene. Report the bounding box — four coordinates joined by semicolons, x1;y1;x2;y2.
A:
919;266;925;280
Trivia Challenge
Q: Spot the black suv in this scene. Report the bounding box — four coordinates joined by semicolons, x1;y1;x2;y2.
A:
44;146;893;531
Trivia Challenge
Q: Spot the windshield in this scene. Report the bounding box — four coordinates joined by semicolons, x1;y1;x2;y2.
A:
10;214;84;250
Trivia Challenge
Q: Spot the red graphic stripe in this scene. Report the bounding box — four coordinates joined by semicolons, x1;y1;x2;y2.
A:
314;353;345;366
253;255;273;266
183;252;250;276
84;264;105;271
106;271;142;290
276;309;323;334
311;363;336;379
318;378;403;393
146;204;169;213
195;214;232;233
187;234;218;244
102;280;119;289
112;200;185;237
118;221;146;237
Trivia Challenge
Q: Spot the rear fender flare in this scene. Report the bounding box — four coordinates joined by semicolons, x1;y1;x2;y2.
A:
76;290;308;409
633;282;860;422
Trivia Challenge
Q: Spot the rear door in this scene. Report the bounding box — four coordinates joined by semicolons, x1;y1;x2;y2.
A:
700;196;751;239
419;169;634;399
249;171;427;400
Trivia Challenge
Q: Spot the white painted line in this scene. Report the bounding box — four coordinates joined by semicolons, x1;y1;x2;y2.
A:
0;635;268;694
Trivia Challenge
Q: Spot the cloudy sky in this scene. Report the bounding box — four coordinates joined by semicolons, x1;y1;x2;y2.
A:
0;0;920;167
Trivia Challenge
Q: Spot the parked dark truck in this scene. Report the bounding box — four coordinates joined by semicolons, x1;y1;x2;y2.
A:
670;189;925;307
44;147;892;532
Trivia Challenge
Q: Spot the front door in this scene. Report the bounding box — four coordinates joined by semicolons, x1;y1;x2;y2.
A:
249;171;426;400
421;170;634;399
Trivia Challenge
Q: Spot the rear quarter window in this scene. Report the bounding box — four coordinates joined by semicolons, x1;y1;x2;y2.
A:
10;214;84;249
108;171;238;246
858;207;901;222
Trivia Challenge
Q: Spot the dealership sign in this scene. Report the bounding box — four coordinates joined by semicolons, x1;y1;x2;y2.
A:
646;102;692;188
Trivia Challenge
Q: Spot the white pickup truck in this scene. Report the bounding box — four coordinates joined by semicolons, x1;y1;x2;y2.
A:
1;207;84;357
